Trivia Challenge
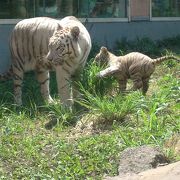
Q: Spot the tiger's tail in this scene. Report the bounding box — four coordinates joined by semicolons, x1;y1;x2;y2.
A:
152;55;180;65
0;66;13;81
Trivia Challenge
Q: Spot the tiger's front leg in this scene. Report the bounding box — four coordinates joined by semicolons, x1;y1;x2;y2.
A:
55;66;72;107
97;66;120;78
36;70;53;103
118;78;127;93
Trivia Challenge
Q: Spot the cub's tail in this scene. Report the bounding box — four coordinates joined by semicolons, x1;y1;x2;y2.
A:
0;66;13;81
152;55;180;65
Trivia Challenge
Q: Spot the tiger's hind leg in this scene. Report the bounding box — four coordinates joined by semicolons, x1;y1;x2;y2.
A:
130;74;143;92
142;77;150;95
132;79;143;91
36;70;53;103
12;66;24;105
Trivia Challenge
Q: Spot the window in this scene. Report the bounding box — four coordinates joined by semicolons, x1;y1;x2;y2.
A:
35;0;78;18
152;0;180;17
88;0;127;18
0;0;34;18
130;0;150;21
0;0;127;19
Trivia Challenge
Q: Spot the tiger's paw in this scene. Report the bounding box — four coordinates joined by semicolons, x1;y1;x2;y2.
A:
44;96;55;104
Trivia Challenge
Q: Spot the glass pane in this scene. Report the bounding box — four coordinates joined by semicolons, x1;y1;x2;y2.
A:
0;0;33;19
56;0;77;17
35;0;79;18
152;0;180;17
35;0;57;17
78;0;89;18
0;0;127;19
88;0;127;18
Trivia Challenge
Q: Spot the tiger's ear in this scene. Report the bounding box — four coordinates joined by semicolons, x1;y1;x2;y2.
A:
71;26;80;40
101;46;108;53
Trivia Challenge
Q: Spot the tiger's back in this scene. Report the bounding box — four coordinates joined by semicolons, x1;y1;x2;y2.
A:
120;52;155;78
10;17;62;72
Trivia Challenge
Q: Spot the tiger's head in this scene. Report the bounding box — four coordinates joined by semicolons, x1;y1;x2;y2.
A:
94;46;110;66
46;26;80;65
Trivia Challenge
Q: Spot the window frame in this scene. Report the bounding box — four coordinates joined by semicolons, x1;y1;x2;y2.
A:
150;0;180;21
2;0;180;24
0;0;130;24
0;17;129;25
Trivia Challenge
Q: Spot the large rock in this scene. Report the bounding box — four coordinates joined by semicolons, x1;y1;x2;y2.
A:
105;145;170;180
105;161;180;180
118;145;169;175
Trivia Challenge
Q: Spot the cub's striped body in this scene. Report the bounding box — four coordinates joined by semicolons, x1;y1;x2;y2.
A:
95;47;179;94
1;16;91;105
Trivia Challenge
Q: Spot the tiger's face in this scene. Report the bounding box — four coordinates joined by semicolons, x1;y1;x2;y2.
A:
46;26;80;66
95;46;109;66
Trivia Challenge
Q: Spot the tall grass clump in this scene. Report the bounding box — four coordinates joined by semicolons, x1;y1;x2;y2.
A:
158;35;180;48
78;84;143;123
79;59;115;97
41;102;76;128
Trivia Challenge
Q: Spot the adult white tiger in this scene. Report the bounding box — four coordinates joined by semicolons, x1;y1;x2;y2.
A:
0;16;91;106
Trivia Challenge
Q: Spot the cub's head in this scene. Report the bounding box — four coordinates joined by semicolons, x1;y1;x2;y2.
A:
95;46;109;66
46;26;80;65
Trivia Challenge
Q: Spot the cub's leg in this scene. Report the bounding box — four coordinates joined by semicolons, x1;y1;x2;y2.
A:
55;66;72;106
12;65;24;105
118;78;127;93
97;66;120;78
132;79;143;91
142;77;150;95
130;73;143;92
36;70;53;103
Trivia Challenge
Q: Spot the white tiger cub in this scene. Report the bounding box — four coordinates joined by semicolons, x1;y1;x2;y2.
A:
0;16;91;106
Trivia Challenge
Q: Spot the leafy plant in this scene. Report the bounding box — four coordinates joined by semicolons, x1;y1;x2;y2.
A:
79;60;115;97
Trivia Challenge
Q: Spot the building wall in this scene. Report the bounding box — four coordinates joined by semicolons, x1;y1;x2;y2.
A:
0;20;180;73
89;21;180;47
0;24;12;73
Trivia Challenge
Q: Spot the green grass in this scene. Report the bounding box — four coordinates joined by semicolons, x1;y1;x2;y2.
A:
0;37;179;179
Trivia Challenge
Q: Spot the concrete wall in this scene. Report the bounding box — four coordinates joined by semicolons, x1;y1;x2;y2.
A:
87;21;180;48
0;24;13;73
0;21;180;73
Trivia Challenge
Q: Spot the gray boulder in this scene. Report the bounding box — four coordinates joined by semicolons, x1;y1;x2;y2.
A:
118;145;169;175
105;161;180;180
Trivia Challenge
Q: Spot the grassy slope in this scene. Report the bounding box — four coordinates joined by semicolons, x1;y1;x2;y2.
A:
0;37;179;179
